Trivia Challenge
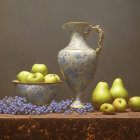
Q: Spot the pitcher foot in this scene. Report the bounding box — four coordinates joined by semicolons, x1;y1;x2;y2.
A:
70;100;84;108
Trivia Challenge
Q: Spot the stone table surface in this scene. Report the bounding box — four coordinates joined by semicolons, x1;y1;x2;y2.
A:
0;110;140;140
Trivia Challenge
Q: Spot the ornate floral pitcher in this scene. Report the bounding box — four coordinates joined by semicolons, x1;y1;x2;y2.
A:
58;22;104;108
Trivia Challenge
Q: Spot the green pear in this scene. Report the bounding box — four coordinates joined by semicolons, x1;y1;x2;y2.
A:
100;103;115;115
128;96;140;112
110;78;128;100
92;82;113;108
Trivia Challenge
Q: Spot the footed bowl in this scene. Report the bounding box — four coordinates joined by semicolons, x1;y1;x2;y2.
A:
13;80;62;105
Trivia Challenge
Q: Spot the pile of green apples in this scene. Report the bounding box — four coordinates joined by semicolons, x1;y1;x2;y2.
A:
17;64;61;83
92;78;140;114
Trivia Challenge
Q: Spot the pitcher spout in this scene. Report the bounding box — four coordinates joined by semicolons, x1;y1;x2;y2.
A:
62;22;89;35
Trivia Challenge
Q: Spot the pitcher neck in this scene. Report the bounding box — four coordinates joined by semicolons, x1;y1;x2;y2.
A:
71;32;85;41
69;32;87;46
62;22;91;49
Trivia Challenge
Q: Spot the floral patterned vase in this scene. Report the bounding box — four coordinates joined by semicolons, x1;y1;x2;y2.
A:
58;22;104;108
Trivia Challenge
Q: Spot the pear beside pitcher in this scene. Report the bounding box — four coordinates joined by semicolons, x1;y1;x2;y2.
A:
58;22;104;108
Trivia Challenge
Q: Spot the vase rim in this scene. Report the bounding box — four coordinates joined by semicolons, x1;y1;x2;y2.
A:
62;22;89;29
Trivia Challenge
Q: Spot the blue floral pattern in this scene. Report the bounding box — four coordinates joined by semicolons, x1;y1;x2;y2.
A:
15;83;61;105
60;57;66;64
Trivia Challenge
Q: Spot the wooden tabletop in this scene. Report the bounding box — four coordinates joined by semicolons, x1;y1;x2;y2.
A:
0;109;140;119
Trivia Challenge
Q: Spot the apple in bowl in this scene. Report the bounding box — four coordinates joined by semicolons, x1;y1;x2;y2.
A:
25;72;45;83
31;64;48;76
45;74;61;83
17;71;31;82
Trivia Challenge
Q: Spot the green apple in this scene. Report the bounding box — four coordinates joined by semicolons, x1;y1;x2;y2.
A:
113;98;127;112
31;64;47;76
128;96;140;112
54;74;61;82
92;82;113;108
25;72;45;83
45;74;58;83
17;71;31;82
100;103;115;115
46;74;61;82
110;78;128;100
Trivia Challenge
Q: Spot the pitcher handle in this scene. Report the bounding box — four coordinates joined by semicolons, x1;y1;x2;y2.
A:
84;25;104;55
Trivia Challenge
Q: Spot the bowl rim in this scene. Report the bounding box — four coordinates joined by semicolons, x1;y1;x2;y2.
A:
12;80;62;85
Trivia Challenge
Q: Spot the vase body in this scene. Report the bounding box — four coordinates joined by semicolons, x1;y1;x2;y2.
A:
58;22;103;108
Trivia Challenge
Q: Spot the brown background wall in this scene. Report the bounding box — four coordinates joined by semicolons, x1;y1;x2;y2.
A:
0;0;140;102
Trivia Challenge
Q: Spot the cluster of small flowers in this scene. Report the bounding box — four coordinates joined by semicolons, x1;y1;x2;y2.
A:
70;103;94;114
0;96;94;115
